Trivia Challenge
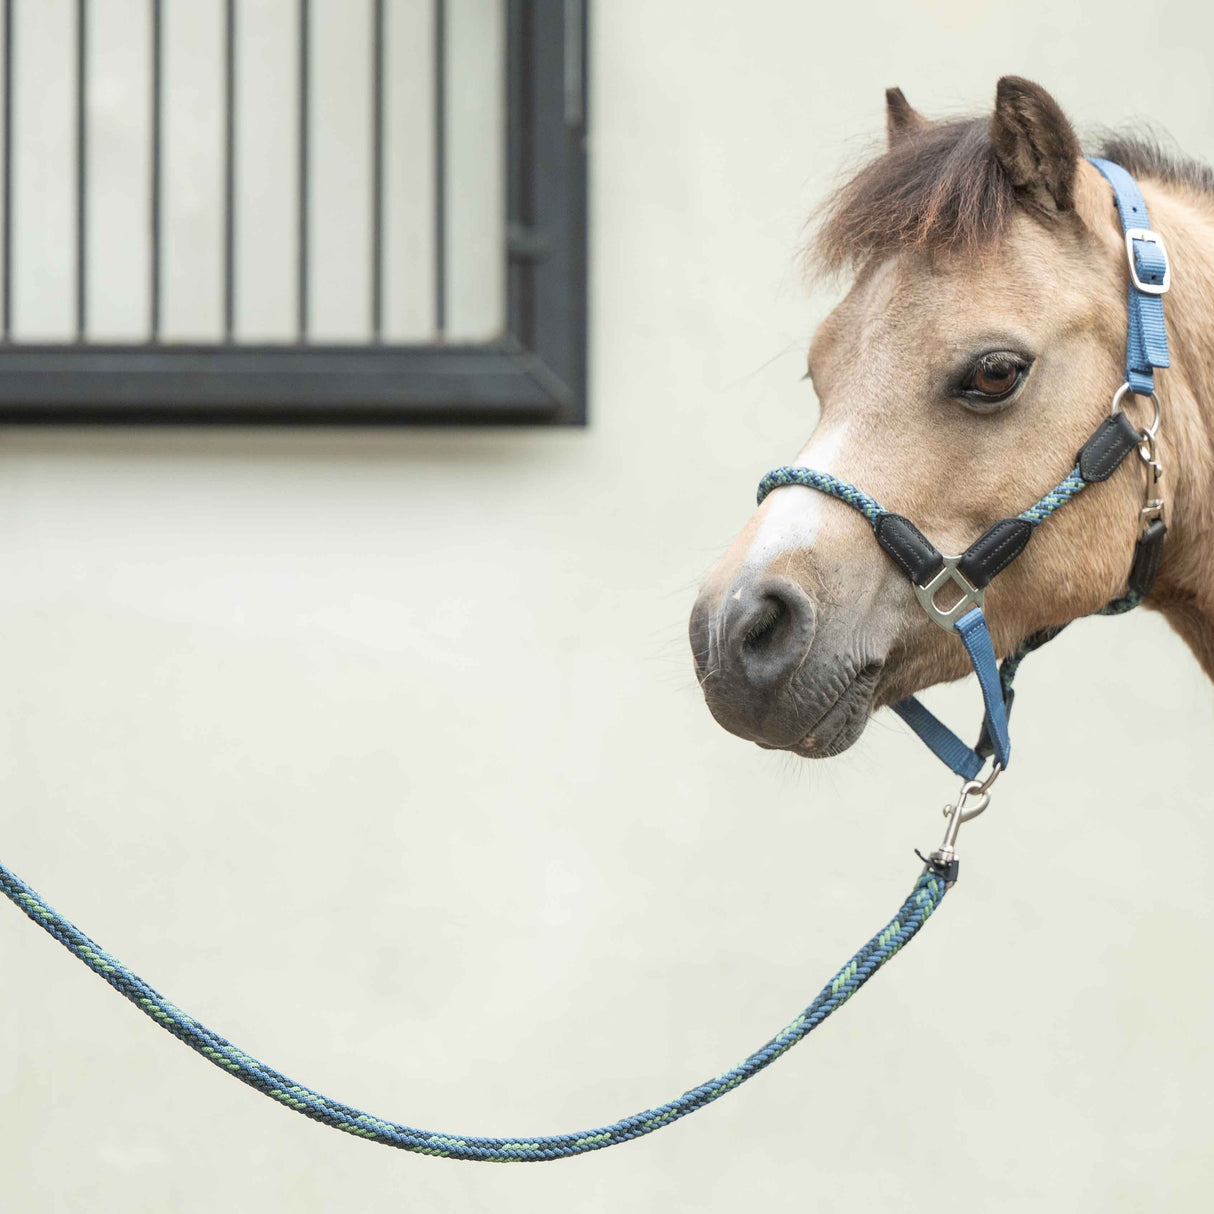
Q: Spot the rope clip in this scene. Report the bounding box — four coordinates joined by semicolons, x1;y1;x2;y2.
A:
927;764;1000;884
1138;428;1165;526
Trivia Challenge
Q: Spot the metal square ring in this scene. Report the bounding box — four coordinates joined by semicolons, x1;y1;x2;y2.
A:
914;558;985;632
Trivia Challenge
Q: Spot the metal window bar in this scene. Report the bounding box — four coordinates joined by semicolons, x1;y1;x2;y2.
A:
149;0;162;340
297;0;308;343
223;0;236;343
74;0;86;342
370;0;383;343
2;0;11;343
433;0;446;337
0;0;586;424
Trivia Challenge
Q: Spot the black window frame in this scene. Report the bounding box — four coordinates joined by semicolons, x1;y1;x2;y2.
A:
0;0;588;425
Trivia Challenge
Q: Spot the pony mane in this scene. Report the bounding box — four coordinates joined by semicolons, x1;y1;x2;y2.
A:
814;117;1214;273
1092;130;1214;196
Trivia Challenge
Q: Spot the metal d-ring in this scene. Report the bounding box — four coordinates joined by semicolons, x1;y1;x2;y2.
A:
1111;381;1161;440
913;557;985;632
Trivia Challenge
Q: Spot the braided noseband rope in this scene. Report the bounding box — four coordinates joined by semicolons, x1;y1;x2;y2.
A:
0;860;945;1161
756;468;884;524
755;461;1089;530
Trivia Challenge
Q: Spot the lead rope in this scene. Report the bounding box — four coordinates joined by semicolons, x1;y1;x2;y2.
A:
1;857;948;1161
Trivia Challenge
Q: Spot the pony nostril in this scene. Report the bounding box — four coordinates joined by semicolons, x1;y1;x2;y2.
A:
693;574;819;740
724;577;815;688
742;597;789;652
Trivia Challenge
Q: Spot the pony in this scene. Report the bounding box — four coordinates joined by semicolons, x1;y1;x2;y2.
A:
689;77;1214;759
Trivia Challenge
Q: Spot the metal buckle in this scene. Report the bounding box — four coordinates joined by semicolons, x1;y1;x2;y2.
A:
1125;228;1170;295
913;557;984;632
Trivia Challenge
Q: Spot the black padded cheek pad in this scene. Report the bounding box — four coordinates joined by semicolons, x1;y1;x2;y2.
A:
874;513;944;586
957;518;1034;589
1078;412;1142;482
1129;518;1167;598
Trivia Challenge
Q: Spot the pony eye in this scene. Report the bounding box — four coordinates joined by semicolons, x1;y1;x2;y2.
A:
957;352;1030;408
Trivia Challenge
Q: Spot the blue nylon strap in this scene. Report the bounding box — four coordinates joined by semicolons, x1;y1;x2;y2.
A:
955;606;1010;769
1087;157;1170;394
888;606;1009;779
891;697;984;781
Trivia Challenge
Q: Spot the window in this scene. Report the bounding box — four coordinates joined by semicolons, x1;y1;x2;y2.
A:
0;0;587;424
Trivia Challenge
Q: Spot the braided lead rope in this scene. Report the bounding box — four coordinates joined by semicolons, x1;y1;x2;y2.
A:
0;859;947;1162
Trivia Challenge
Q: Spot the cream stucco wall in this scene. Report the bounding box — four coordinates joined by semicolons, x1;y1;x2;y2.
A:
4;3;1214;1211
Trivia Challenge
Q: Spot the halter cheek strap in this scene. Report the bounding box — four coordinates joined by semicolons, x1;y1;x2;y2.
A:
1088;157;1171;395
756;158;1171;781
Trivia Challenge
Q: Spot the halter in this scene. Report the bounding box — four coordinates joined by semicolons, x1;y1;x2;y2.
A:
757;158;1170;866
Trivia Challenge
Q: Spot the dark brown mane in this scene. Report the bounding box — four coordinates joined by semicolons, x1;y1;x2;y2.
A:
815;117;1015;272
1093;130;1214;196
815;118;1214;273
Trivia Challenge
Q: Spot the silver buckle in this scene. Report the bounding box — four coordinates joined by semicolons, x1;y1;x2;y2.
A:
913;557;984;632
1125;228;1170;295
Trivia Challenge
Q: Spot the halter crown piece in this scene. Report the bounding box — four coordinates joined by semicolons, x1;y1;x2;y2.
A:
757;157;1171;858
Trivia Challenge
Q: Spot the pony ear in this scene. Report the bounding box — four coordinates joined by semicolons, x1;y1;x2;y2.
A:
885;87;927;147
989;76;1080;213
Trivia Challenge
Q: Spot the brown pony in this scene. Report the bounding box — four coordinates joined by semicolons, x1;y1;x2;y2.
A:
690;77;1214;759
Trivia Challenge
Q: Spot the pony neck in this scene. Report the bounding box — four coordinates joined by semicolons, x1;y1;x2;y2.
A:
1137;180;1214;676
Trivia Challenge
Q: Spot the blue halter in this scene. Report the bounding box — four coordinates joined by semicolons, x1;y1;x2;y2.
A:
757;158;1170;784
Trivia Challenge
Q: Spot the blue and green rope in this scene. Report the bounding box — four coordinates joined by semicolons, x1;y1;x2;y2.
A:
756;467;885;523
757;462;1093;531
1017;466;1088;525
0;859;947;1162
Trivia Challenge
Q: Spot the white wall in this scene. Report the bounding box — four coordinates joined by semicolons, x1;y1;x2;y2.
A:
4;3;1214;1211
